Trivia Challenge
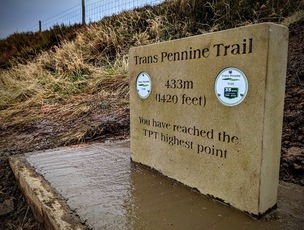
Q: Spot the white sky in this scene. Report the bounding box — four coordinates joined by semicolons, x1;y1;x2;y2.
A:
0;0;163;39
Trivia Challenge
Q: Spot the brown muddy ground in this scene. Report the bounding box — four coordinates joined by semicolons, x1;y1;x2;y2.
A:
0;19;303;229
280;18;304;186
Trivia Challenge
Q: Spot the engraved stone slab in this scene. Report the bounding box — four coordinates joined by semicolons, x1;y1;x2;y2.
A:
129;23;288;216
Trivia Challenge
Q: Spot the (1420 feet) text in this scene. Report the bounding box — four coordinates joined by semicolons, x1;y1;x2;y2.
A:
155;93;206;107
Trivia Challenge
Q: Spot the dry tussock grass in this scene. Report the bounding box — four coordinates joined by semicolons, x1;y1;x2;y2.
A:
0;25;129;142
282;10;304;26
0;36;128;108
0;0;303;144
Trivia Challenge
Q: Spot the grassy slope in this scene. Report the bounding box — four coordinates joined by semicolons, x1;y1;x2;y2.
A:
0;0;303;146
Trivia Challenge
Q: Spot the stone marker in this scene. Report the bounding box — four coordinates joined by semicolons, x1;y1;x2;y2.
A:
129;23;288;217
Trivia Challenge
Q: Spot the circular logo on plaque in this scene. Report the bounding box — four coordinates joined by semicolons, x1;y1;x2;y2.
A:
136;72;152;99
215;67;248;106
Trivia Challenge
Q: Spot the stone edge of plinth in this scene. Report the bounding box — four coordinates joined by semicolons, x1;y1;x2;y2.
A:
9;154;87;230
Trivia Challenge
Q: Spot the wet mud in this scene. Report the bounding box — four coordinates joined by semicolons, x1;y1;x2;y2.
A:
0;18;304;229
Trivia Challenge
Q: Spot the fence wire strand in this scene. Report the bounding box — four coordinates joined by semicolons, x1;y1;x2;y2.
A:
27;0;164;32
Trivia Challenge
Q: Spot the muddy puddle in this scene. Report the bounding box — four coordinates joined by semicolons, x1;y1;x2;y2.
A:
26;141;303;229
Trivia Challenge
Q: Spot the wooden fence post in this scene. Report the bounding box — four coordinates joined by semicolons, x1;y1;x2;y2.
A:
82;0;86;25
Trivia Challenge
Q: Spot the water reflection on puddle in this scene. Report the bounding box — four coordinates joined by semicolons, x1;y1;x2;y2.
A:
27;142;288;229
123;162;280;230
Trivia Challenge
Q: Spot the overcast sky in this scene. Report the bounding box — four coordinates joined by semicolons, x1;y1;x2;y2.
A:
0;0;84;39
0;0;163;40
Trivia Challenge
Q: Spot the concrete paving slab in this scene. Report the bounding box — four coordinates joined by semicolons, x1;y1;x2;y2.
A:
9;140;304;230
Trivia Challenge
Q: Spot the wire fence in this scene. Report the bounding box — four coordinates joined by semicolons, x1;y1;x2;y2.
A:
27;0;164;32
